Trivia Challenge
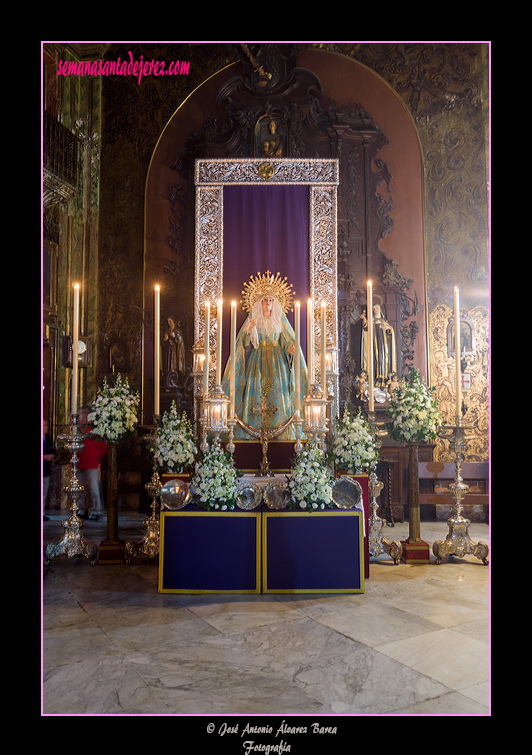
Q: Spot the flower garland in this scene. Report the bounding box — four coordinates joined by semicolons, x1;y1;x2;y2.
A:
331;405;379;474
88;373;139;443
287;443;335;511
192;445;240;511
151;402;197;474
386;369;442;444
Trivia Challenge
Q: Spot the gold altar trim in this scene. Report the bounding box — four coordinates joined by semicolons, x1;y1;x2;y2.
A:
428;303;489;461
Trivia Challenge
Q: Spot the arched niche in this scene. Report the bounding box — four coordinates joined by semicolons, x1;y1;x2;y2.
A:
143;49;425;423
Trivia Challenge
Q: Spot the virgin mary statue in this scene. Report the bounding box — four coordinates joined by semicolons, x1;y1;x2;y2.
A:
222;271;308;441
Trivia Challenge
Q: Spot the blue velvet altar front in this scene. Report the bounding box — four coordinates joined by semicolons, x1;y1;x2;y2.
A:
159;509;261;594
262;511;364;593
158;507;364;595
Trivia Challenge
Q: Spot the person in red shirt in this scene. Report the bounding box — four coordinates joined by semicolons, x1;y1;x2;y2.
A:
76;407;108;521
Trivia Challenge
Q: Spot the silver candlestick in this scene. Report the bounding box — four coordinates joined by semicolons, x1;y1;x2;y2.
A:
124;418;162;564
368;468;403;565
44;415;98;567
433;418;489;565
366;413;402;564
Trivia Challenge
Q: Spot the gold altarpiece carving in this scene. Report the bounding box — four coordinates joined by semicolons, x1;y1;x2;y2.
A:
193;158;339;425
429;303;489;461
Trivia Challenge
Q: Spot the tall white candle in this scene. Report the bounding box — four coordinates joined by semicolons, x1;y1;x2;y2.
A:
230;301;236;413
321;301;327;397
71;283;80;418
216;299;223;386
204;301;210;398
154;285;160;416
295;302;301;413
454;286;461;420
367;281;374;413
307;298;313;385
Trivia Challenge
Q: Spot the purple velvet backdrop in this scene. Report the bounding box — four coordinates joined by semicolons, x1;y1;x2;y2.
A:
221;184;310;370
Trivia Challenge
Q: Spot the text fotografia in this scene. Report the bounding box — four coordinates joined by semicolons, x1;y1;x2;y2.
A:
57;52;190;85
211;720;338;749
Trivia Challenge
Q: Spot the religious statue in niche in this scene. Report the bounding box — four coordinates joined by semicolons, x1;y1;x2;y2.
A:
255;114;286;158
108;338;130;374
222;272;308;440
447;311;476;382
447;314;475;359
354;303;397;404
163;317;185;387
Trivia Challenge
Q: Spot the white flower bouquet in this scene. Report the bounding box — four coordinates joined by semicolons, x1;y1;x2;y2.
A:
288;443;335;511
151;402;197;473
386;369;441;444
88;374;139;443
192;445;240;510
332;405;379;474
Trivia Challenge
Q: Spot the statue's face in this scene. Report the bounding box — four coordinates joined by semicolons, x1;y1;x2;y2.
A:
262;296;274;316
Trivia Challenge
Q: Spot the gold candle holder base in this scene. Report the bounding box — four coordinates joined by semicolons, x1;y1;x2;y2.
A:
124;419;161;565
44;416;98;567
433;419;489;565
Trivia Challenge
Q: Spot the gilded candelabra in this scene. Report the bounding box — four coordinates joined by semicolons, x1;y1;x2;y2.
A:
44;415;98;567
433;418;489;565
124;418;162;564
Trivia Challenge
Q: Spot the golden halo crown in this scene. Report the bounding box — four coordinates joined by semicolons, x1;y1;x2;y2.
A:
241;270;294;314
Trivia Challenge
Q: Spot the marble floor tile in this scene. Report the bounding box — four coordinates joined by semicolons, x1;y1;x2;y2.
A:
173;593;310;632
42;655;174;715
43;623;121;669
74;592;200;631
125;630;269;683
212;617;363;679
375;627;489;690
139;662;334;715
314;601;443;647
379;586;489;628
451;618;490;644
391;690;488;715
199;608;308;634
291;643;449;715
459;679;490;708
271;592;365;617
105;616;222;655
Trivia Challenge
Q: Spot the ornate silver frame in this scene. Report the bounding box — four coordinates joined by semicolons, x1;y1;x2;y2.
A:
194;157;339;416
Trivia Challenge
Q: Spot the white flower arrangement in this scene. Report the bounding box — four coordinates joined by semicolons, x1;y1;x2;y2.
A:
192;445;240;510
88;373;139;443
151;402;197;473
386;369;442;444
288;443;335;511
332;405;379;474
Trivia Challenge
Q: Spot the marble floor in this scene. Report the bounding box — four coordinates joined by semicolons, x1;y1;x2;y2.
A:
42;510;490;717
